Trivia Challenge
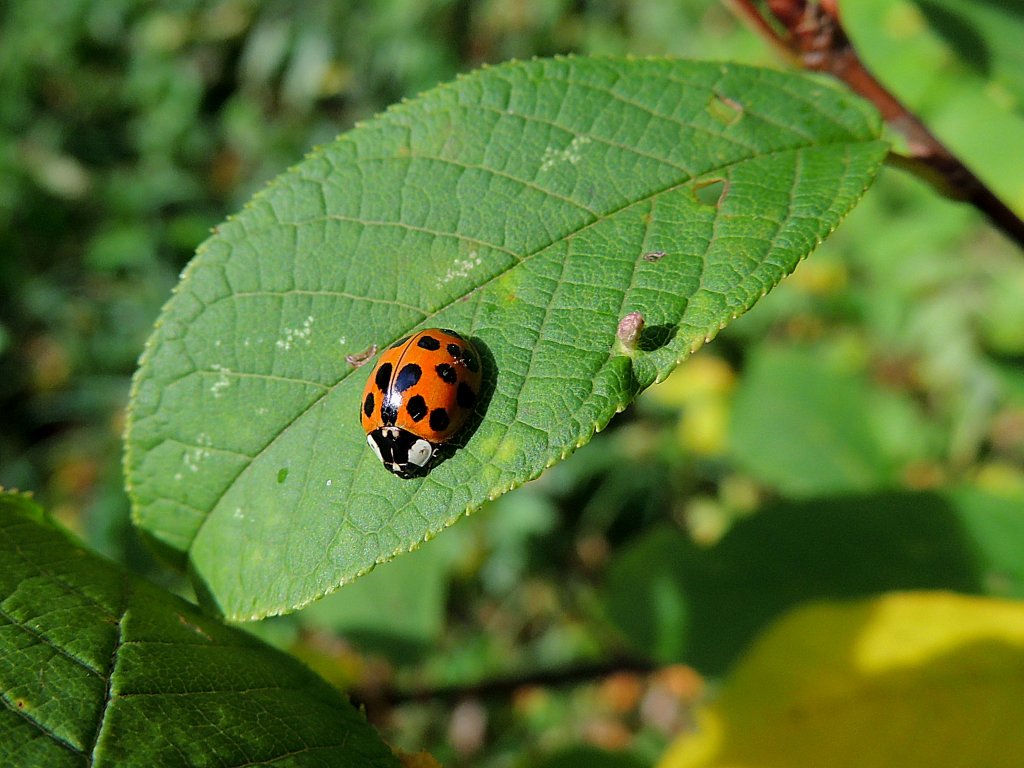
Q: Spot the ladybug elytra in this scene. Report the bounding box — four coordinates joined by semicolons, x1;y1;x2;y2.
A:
360;328;482;477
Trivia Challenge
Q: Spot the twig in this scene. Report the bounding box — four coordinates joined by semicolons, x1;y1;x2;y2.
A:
355;657;659;709
725;0;1024;249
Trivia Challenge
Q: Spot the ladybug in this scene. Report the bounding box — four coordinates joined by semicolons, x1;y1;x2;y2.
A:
360;328;482;478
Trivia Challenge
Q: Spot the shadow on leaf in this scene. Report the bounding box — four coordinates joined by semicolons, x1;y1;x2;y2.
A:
605;491;1016;675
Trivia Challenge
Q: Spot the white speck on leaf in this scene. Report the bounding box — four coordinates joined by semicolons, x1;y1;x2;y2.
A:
210;364;231;398
540;135;592;171
275;315;315;351
184;433;214;472
437;251;483;287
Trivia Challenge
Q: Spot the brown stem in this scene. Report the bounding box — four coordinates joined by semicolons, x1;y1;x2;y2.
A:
727;0;1024;249
354;657;659;710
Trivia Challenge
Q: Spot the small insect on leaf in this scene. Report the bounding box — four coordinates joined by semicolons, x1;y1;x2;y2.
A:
346;344;379;368
360;329;483;478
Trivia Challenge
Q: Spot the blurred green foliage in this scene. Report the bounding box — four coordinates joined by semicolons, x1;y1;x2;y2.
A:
2;1;1023;767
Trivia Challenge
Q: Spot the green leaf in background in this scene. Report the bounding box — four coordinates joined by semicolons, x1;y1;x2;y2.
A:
913;0;1024;113
604;488;1024;674
125;57;887;620
843;0;1024;214
729;344;939;496
536;745;650;768
300;530;461;662
0;492;399;768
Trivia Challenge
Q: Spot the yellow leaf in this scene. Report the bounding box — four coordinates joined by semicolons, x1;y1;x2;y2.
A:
659;592;1024;768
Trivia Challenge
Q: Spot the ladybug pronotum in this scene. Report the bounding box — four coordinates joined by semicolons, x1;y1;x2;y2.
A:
360;328;482;478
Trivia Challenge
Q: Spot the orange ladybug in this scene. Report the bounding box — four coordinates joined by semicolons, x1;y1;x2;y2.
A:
360;328;482;477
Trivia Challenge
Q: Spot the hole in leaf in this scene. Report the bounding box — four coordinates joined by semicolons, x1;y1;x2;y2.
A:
708;93;744;125
638;323;678;352
693;178;728;207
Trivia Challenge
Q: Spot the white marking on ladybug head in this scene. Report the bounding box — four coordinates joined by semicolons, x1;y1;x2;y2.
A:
407;438;434;468
366;433;384;463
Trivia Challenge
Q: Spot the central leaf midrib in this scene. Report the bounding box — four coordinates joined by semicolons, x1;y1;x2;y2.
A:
86;583;130;767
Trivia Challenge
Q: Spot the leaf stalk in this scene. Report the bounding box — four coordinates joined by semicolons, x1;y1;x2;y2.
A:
725;0;1024;249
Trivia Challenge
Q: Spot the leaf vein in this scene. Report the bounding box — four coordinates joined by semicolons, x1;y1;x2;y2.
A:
194;368;330;392
86;581;130;765
231;287;431;316
0;692;86;758
0;604;104;678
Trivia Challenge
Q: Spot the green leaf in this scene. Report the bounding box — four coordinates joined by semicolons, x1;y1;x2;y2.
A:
843;0;1024;215
537;746;649;768
0;492;399;768
604;489;1024;674
947;485;1024;599
729;344;937;495
300;532;460;662
125;57;887;619
912;0;1024;113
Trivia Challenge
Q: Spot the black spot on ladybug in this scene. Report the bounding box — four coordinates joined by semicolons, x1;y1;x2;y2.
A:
435;363;457;384
457;382;477;409
381;396;399;426
374;362;393;392
389;335;411;349
445;341;479;373
441;328;462;339
406;394;427;422
394;363;422;392
429;408;450;432
417;335;441;351
363;392;375;418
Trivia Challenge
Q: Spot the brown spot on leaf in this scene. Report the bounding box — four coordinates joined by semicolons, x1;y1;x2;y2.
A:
346;344;378;368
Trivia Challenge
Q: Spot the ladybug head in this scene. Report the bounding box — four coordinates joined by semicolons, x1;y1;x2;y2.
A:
366;426;435;478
